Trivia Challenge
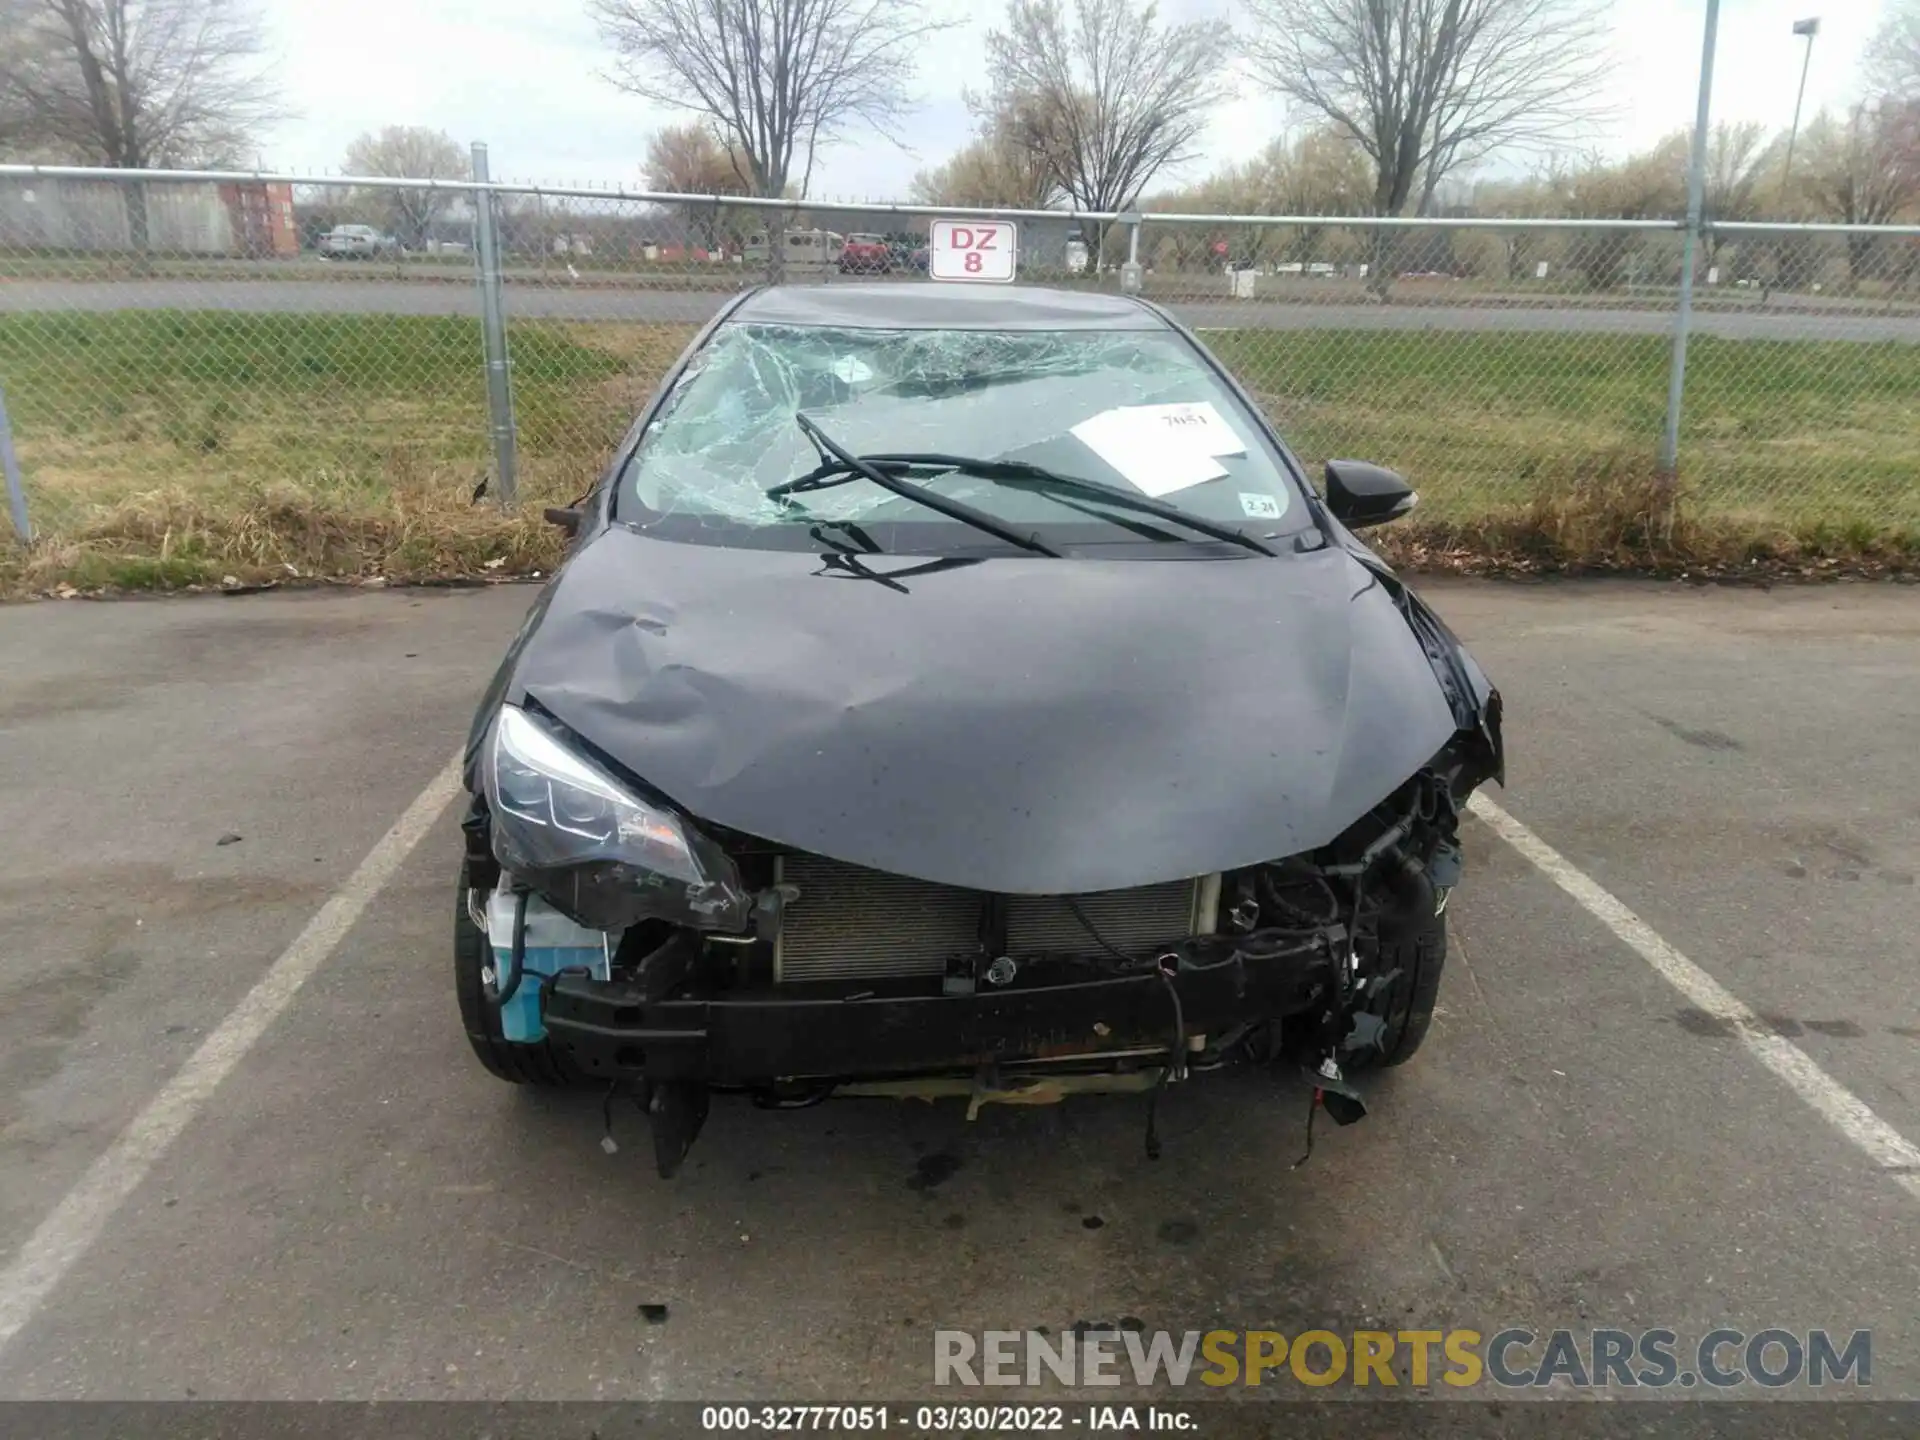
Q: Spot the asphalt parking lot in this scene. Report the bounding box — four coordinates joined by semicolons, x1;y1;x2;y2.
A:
0;576;1916;1408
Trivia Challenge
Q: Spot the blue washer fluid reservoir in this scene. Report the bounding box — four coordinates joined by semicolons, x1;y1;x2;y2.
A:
485;888;614;1043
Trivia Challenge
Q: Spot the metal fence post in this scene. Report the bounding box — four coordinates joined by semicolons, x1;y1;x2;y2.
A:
470;142;519;508
1119;214;1144;294
0;380;30;543
1660;0;1721;477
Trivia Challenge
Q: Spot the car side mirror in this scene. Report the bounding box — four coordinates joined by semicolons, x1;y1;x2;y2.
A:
1323;460;1417;529
543;506;584;536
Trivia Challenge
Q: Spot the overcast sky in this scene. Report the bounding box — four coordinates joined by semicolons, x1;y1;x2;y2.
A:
259;0;1893;198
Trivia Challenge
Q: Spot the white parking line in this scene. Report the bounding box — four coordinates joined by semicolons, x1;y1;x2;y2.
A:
1469;791;1920;1202
4;765;1910;1354
0;755;466;1352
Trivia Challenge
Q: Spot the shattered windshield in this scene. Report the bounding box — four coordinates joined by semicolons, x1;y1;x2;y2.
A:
618;323;1308;553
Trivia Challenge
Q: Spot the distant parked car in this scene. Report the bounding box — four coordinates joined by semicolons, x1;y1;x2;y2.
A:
838;234;892;274
319;225;397;259
746;229;844;275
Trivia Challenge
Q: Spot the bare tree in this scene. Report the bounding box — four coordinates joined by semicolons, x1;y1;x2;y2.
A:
1866;0;1920;101
1695;120;1781;273
343;126;470;251
1262;127;1372;268
911;137;1055;208
644;122;749;193
0;0;277;255
1153;129;1371;271
643;122;753;252
1546;137;1687;289
1242;0;1612;234
911;105;1061;209
1796;101;1920;284
587;0;955;198
1823;1;1920;290
981;0;1231;261
0;0;275;166
1466;169;1562;279
0;11;62;152
1700;123;1775;217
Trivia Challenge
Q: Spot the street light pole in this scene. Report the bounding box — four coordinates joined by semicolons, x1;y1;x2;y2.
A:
1780;18;1820;201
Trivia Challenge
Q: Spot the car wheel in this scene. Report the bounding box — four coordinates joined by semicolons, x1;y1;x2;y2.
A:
1347;909;1447;1069
454;861;580;1087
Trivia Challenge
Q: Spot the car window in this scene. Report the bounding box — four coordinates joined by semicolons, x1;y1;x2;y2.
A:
619;323;1309;553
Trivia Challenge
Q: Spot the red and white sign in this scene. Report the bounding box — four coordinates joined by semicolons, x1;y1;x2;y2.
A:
928;220;1018;283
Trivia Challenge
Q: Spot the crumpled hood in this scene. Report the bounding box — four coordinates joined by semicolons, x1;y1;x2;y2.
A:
501;527;1460;894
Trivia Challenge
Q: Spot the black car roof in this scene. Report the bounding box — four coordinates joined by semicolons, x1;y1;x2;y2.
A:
728;283;1170;332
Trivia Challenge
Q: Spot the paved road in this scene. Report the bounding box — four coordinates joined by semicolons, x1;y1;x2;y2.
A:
0;579;1916;1415
5;278;1920;341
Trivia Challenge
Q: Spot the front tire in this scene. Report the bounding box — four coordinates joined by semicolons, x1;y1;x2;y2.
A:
1348;909;1447;1069
454;862;579;1086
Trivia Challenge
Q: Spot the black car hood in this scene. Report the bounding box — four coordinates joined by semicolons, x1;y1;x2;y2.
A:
498;528;1461;895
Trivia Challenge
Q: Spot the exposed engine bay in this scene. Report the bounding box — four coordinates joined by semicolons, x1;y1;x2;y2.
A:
460;734;1479;1178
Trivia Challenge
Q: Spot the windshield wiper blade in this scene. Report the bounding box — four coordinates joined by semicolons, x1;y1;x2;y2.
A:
883;452;1279;557
788;416;1061;557
808;518;883;554
773;449;1276;557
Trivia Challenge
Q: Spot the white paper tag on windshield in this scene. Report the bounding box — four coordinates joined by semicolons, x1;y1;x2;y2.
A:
1124;402;1247;457
1071;407;1230;497
1239;492;1283;519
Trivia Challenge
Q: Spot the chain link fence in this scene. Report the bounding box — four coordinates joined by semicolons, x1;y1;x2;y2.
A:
2;163;1917;585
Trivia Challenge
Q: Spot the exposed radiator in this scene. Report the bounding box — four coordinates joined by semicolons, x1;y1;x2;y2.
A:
1005;882;1206;954
772;854;1217;983
773;854;981;982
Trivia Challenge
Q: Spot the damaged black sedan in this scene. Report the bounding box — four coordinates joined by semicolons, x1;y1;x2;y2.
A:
454;284;1503;1176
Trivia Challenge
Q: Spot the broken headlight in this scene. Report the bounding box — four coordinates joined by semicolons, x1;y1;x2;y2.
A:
485;705;750;932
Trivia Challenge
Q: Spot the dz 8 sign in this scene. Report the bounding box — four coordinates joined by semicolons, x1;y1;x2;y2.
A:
928;220;1018;283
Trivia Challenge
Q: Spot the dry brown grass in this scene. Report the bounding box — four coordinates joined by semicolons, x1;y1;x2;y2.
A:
0;478;566;595
1373;451;1917;579
0;316;698;596
9;448;1908;600
3;315;1914;596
